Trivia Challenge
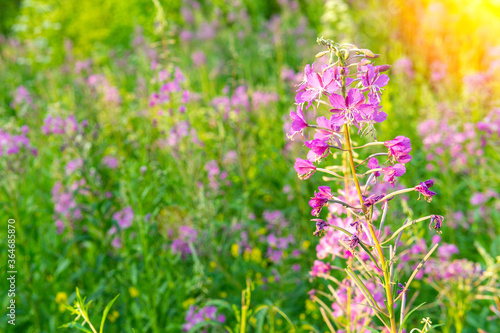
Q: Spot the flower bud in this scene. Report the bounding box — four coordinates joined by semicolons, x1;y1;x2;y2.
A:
376;65;391;72
360;49;375;58
315;51;330;58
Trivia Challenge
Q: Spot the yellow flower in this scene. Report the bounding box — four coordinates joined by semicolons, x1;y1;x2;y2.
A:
305;299;316;313
231;243;239;258
299;313;306;320
209;261;217;269
268;276;275;283
258;228;267;235
220;292;227;298
302;240;311;250
108;310;120;323
243;249;250;262
55;292;68;304
129;287;139;298
183;298;195;309
250;248;262;263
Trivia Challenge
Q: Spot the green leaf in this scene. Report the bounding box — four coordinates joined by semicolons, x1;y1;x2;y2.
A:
254;305;270;333
99;294;120;333
364;326;380;333
59;321;94;333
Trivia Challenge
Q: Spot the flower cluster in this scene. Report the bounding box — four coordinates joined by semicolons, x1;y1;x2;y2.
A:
42;115;87;136
171;226;198;258
289;39;445;333
0;125;37;158
182;305;225;332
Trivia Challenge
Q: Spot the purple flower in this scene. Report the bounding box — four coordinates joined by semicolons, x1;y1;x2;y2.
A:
295;66;344;107
314;116;340;141
381;163;406;186
363;194;384;207
309;260;332;277
438;244;459;260
191;51;206;67
304;139;329;161
294;158;316;179
312;219;329;236
328;89;376;128
367;157;381;177
287;105;308;139
309;186;333;216
384;136;412;164
415;179;436;202
358;64;390;102
348;235;360;249
429;215;444;233
112;206;134;230
102;155;119;169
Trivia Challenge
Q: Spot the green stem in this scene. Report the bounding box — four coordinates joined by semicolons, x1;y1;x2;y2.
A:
344;123;397;333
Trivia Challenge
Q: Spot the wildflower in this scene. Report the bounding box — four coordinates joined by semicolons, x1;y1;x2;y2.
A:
367;157;381;177
55;291;68;312
304;139;329;161
381;164;406;186
312;219;329;236
294;158;316;179
107;310;120;323
385;136;412;164
112;207;134;230
102;155;119;169
363;194;384;207
129;287;140;298
348;235;360;250
309;260;332;277
437;244;459;261
429;215;444;233
314;116;340;141
358;64;390;102
309;186;333;216
415;179;436;202
396;283;408;295
287;105;308;139
328;89;377;128
296;66;343;107
231;243;239;257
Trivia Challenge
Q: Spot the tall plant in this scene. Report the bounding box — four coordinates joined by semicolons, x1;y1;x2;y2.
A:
289;38;443;332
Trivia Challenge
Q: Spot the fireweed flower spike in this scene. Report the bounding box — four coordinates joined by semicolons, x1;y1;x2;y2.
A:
291;38;445;332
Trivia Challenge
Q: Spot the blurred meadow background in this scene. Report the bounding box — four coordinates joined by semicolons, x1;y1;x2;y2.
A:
0;0;499;332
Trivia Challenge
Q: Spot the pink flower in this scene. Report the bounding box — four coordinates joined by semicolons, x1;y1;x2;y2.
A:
368;157;380;177
415;179;436;202
358;64;390;102
102;155;119;169
309;186;333;216
294;158;316;179
287;105;308;139
329;89;377;128
304;139;329;161
381;163;406;186
309;260;332;277
113;206;134;229
384;136;412;164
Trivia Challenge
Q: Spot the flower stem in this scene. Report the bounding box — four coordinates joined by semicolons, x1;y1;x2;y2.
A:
344;123;397;333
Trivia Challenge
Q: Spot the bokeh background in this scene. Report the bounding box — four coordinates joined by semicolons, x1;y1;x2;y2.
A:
0;0;499;332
